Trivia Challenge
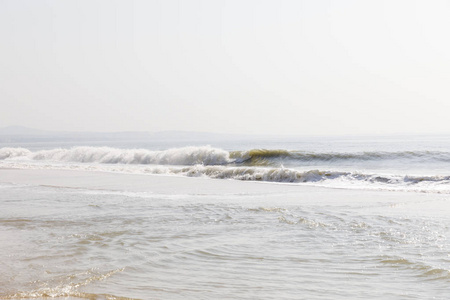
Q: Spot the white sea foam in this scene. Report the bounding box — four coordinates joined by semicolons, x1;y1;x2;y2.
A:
0;146;231;166
178;165;347;183
0;147;31;160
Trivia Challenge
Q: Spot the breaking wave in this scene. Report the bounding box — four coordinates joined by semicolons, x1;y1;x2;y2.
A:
171;166;450;188
0;146;231;166
0;147;31;160
2;146;450;166
177;166;346;182
230;149;450;166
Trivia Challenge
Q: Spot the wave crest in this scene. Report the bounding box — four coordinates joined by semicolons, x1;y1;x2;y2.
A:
180;166;345;182
0;146;231;166
0;147;31;160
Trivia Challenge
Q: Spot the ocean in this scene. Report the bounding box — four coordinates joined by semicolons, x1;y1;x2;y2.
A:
1;135;450;299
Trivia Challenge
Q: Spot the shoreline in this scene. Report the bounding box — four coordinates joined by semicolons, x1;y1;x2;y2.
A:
0;167;324;195
0;167;442;207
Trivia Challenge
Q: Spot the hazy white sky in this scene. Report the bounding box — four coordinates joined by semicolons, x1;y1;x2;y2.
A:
1;0;449;135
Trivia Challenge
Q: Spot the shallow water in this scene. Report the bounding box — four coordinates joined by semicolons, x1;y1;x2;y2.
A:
1;174;450;299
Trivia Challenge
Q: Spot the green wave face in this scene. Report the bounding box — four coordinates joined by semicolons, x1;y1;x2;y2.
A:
229;149;450;167
230;149;292;166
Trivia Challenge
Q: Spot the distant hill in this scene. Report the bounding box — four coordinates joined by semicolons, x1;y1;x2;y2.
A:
0;126;54;136
0;126;259;143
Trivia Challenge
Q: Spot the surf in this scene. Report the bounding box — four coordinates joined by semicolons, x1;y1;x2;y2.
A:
3;146;450;166
2;146;450;193
0;146;232;166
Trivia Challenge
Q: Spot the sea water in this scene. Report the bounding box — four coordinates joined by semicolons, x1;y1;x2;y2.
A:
1;135;450;299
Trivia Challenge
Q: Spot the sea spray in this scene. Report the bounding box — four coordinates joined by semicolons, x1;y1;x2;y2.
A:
1;146;231;166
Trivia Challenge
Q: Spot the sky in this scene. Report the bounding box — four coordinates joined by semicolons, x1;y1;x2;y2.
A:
1;0;450;136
